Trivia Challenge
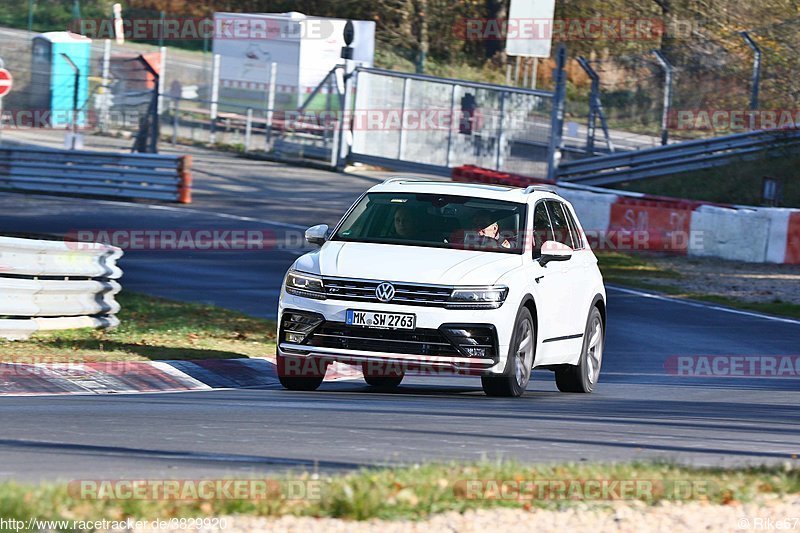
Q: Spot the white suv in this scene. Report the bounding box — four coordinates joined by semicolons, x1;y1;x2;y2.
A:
277;178;606;397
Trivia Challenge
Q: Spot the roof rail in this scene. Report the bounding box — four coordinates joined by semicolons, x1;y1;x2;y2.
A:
524;184;560;195
382;176;450;185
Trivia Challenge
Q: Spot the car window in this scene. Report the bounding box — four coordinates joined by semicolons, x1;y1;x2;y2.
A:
546;201;575;249
562;204;585;250
532;201;554;258
332;193;527;254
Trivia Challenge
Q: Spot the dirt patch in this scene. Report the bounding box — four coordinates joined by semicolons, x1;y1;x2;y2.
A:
636;255;800;305
134;496;800;532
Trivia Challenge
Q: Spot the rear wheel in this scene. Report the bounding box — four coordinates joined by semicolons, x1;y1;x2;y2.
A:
481;308;535;397
277;353;326;391
555;307;604;393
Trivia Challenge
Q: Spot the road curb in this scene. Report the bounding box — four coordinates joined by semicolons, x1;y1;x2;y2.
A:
0;358;359;396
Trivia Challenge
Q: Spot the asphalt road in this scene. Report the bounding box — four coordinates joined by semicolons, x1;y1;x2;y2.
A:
2;284;799;482
0;144;798;482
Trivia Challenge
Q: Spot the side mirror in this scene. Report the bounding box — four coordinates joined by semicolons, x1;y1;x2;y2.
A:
305;224;329;246
539;240;573;266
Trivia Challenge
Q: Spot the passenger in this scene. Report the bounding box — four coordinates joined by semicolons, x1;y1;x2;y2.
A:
472;213;514;249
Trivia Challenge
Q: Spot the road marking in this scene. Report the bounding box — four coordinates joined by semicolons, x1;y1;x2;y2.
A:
0;191;309;230
103;201;310;230
608;285;800;326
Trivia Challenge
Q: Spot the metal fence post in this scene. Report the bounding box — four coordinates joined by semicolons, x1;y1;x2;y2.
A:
171;97;178;145
100;39;111;132
547;44;567;181
740;32;761;112
577;56;615;155
653;50;674;146
244;108;253;152
266;62;277;148
209;53;220;145
398;78;410;159
337;63;355;170
495;91;507;170
445;83;457;167
578;58;598;155
60;53;80;150
157;46;167;115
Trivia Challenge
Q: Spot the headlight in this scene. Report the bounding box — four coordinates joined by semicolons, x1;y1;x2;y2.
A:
285;270;326;300
446;286;508;309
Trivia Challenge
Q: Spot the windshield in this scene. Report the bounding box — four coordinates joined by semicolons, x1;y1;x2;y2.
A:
332;192;527;254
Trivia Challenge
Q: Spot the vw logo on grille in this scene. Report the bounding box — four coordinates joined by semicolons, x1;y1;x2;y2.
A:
375;282;396;302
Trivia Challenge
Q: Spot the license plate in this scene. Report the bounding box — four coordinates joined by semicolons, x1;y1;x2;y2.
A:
346;310;416;330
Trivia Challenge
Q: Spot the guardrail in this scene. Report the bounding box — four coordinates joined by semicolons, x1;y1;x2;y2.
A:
556;128;800;186
0;236;123;340
0;146;192;203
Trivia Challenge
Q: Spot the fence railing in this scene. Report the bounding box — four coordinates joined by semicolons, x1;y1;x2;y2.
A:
0;236;123;340
555;128;800;185
0;146;192;203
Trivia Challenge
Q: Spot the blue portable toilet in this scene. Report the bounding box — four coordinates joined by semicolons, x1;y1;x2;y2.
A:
30;31;92;128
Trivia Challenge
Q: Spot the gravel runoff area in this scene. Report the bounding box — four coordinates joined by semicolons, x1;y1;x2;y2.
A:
631;254;800;305
133;497;800;532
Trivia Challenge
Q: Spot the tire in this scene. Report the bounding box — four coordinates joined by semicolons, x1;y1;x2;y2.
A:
362;364;404;389
363;375;404;389
481;308;535;397
555;307;604;393
277;353;326;391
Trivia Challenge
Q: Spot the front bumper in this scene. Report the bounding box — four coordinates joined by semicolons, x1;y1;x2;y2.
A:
278;292;513;375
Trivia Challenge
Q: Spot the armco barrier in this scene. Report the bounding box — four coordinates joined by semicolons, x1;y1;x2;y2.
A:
0;146;192;203
555;128;800;186
453;165;800;264
0;236;123;340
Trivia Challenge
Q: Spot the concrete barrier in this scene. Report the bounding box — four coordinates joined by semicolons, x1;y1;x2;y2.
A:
690;206;772;263
452;165;800;265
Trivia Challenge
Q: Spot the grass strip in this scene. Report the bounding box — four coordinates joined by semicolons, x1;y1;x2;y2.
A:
0;292;277;363
1;461;798;527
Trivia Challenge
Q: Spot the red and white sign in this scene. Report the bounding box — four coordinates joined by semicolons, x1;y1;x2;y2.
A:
0;68;12;98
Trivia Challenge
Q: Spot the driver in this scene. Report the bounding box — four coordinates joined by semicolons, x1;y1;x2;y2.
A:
393;206;420;239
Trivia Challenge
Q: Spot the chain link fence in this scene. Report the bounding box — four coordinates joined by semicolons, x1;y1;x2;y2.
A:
351;68;553;176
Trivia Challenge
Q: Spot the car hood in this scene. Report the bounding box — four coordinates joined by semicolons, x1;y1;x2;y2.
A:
294;241;523;286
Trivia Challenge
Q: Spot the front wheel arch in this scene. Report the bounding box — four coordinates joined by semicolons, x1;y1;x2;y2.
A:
591;294;606;329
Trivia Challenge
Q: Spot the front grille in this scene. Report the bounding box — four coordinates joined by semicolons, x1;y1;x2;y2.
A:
323;277;453;306
306;322;461;357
